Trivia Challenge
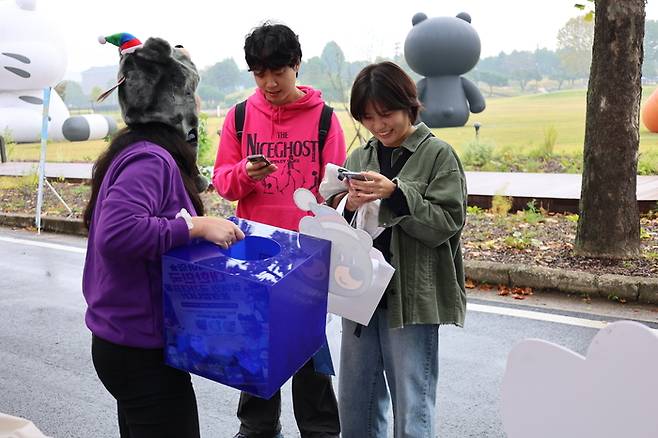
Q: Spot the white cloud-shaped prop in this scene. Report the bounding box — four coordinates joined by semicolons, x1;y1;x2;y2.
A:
0;412;51;437
501;320;658;438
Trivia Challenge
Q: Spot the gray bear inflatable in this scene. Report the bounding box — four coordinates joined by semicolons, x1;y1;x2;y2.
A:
404;12;486;128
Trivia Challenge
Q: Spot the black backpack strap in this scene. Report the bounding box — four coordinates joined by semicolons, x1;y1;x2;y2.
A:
234;99;247;142
318;104;333;153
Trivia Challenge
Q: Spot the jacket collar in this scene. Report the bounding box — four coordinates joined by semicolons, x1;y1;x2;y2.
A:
363;122;432;153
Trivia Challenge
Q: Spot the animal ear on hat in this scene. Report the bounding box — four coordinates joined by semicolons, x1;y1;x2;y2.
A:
131;37;173;62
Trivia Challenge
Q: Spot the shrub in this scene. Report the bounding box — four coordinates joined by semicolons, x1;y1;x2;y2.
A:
461;139;495;168
528;125;557;159
638;150;658;175
2;128;15;160
503;230;538;250
522;200;544;224
491;193;513;216
467;205;485;216
197;113;214;167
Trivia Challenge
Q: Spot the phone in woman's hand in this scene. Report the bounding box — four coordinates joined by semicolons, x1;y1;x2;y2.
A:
339;170;368;181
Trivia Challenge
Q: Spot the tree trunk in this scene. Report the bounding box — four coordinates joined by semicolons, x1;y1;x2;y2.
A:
575;0;645;258
519;79;527;92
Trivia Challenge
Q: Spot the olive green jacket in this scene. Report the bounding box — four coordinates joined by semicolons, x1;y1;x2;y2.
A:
343;123;467;328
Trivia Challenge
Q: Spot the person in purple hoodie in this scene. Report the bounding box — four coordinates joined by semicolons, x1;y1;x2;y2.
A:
82;35;244;438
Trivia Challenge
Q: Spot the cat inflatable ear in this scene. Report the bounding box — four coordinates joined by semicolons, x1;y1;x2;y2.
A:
294;188;344;220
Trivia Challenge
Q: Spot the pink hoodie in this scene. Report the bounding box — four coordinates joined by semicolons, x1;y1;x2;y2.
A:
213;86;346;231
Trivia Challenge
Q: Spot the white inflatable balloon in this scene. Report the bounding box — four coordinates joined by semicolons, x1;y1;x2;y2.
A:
0;0;116;143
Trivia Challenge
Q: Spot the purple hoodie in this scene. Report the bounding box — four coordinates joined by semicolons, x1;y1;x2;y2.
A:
82;141;194;348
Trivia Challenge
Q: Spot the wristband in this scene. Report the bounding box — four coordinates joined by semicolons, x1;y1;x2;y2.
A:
175;208;194;230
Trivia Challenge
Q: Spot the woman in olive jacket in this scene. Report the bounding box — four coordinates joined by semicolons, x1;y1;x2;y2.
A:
332;61;467;438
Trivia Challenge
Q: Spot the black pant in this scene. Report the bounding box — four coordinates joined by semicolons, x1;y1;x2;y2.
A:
91;335;200;438
237;359;340;438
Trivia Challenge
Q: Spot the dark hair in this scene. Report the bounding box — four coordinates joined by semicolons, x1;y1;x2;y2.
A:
83;122;205;229
244;22;302;72
350;61;421;122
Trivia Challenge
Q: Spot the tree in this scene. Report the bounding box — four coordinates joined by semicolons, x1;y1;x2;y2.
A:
54;82;67;101
320;41;348;102
534;48;567;89
299;56;330;91
89;86;103;111
557;17;594;81
58;80;88;108
477;70;509;96
199;58;243;103
505;51;541;92
575;0;645;258
316;42;368;150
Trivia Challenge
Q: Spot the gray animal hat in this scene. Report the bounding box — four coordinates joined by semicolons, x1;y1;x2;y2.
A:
98;33;208;191
98;33;200;146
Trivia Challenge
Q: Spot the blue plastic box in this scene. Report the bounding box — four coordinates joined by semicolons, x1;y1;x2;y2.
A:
162;217;331;398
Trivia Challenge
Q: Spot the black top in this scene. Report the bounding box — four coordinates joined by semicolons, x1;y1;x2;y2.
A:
344;141;412;310
371;142;411;261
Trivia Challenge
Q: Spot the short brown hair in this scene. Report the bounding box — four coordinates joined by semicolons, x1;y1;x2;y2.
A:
350;61;421;122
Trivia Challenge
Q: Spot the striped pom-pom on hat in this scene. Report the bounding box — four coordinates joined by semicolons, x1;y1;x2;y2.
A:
98;33;143;55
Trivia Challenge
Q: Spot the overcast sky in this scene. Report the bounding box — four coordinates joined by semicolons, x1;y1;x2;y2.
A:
31;0;658;75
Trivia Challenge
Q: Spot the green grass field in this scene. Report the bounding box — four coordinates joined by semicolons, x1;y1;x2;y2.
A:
8;87;658;173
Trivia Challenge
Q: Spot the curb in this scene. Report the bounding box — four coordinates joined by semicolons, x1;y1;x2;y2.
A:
0;213;87;236
2;213;657;306
465;260;658;305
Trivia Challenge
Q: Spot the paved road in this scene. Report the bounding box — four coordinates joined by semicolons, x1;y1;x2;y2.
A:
1;228;656;438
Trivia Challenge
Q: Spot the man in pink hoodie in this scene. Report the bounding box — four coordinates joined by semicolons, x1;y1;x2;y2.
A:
213;23;346;438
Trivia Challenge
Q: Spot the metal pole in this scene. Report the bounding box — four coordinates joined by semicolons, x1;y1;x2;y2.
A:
35;87;51;234
0;135;6;163
45;179;73;217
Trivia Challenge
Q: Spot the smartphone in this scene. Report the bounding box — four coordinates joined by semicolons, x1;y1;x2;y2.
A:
341;171;368;181
247;154;272;166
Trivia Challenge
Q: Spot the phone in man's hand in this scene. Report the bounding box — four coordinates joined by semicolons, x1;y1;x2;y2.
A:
247;154;272;166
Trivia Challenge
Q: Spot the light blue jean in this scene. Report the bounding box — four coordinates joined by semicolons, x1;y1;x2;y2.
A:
338;308;439;438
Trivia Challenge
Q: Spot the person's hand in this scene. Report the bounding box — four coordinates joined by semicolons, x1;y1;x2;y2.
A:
345;183;371;212
246;160;278;181
345;171;397;210
190;217;245;249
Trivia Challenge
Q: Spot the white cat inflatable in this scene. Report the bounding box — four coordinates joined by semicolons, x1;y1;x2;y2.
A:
0;0;116;143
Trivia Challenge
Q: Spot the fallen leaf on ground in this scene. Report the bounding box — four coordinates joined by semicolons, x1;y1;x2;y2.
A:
498;285;511;296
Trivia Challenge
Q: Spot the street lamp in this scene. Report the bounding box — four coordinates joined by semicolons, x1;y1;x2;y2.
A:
474;122;482;142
